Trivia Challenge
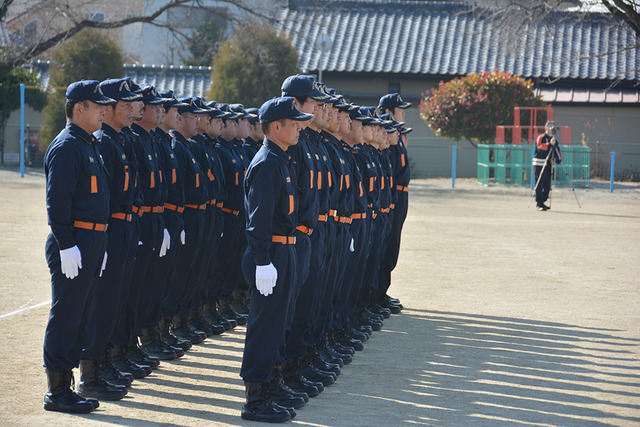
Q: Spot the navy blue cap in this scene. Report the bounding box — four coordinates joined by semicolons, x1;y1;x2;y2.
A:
205;101;232;119
177;97;209;114
348;108;369;122
158;89;188;108
399;126;413;135
281;75;330;102
230;103;252;119
99;78;143;102
379;113;403;128
124;78;145;94
192;97;214;113
140;85;167;105
217;103;241;120
379;93;411;111
66;80;116;105
259;96;314;123
244;107;260;124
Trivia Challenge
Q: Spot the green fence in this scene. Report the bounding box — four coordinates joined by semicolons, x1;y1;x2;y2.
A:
477;144;591;188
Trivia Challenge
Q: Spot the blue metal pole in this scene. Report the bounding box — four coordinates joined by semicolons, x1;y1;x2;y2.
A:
610;152;616;192
451;146;457;188
530;147;535;190
20;84;26;178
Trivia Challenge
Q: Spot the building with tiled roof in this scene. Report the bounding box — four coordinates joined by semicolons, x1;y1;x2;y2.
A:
278;0;640;177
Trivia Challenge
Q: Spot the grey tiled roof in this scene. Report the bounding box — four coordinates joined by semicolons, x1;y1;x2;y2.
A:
124;64;213;98
278;0;640;82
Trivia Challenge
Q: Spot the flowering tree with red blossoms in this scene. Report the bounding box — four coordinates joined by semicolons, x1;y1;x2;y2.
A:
419;71;545;147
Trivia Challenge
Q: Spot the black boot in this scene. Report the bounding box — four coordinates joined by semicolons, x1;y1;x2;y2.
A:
99;348;133;387
282;357;321;397
77;359;127;401
270;366;308;408
159;316;192;351
126;335;160;369
192;307;225;336
43;369;96;413
231;289;250;316
140;327;177;360
241;381;292;423
218;298;248;326
110;344;150;378
310;347;341;375
172;314;205;344
203;302;234;331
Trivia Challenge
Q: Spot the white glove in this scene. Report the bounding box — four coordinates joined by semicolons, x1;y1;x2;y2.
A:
255;263;278;296
138;241;143;245
99;252;108;277
350;238;355;252
159;228;170;257
60;245;82;280
180;230;186;245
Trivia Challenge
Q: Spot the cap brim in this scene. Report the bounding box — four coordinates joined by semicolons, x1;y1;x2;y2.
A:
400;127;413;134
398;101;411;108
165;99;189;108
120;92;143;102
309;89;331;102
91;95;117;105
143;97;166;105
349;113;369;121
289;111;314;121
209;110;231;118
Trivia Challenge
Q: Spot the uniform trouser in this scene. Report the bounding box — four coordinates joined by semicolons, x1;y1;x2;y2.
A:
321;221;351;333
129;212;163;337
370;213;392;296
535;164;552;205
211;211;243;301
283;230;313;359
304;221;329;348
184;206;215;311
44;229;107;371
82;217;136;360
378;192;408;296
173;208;205;315
201;207;224;306
147;210;183;325
358;213;384;307
334;215;370;329
111;215;140;346
309;220;334;346
241;243;297;383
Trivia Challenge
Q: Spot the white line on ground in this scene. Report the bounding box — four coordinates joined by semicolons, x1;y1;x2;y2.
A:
0;300;50;320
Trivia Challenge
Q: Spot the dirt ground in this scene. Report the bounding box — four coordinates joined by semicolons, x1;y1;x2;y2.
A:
0;167;639;426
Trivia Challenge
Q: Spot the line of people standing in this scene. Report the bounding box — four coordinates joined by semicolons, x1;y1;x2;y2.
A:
41;75;412;420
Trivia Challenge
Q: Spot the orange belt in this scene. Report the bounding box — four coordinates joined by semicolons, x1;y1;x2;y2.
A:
296;225;312;235
207;198;217;206
185;203;207;210
111;212;132;222
272;235;296;245
396;185;408;192
380;207;391;213
329;209;338;217
351;212;367;220
74;220;108;232
318;214;328;222
334;216;352;224
132;206;143;217
389;203;395;210
220;206;239;216
164;203;184;213
216;201;223;208
372;212;378;219
141;205;163;213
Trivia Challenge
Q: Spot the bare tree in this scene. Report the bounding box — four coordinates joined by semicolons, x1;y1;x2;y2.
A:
0;0;276;80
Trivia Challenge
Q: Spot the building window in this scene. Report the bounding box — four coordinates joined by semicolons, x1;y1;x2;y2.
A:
86;12;105;22
388;82;401;93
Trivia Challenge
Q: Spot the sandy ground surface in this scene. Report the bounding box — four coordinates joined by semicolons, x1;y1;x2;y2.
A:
0;167;639;426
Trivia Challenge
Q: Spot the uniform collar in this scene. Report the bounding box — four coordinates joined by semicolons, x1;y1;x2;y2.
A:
169;130;189;146
101;123;126;145
66;122;96;145
264;138;291;164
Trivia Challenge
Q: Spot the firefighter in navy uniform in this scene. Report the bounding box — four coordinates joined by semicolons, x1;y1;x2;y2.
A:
79;78;144;396
43;80;116;413
240;97;314;423
534;121;562;211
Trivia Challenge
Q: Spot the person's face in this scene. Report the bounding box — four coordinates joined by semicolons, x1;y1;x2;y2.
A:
73;101;106;134
197;114;210;133
270;119;301;150
113;101;134;129
236;118;250;139
162;107;180;130
179;113;200;138
249;122;264;140
393;107;405;122
348;119;363;144
155;104;165;125
208;117;224;138
327;107;339;132
339;111;351;136
311;102;327;128
220;119;238;140
131;100;144;121
363;124;373;143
